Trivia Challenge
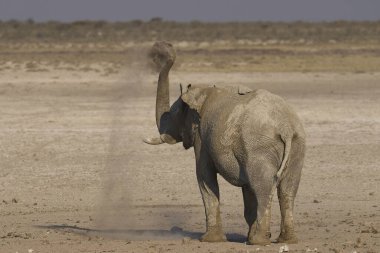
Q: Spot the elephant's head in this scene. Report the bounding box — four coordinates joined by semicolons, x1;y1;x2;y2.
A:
143;41;210;149
144;83;210;149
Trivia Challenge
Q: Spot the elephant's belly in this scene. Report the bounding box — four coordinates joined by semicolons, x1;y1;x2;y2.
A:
213;153;246;187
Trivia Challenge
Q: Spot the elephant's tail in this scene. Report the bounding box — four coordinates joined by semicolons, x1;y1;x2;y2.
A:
276;134;292;184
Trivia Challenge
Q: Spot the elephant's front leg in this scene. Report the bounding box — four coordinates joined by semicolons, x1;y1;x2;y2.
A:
197;164;226;242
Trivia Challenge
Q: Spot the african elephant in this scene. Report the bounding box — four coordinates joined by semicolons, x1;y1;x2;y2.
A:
144;41;306;246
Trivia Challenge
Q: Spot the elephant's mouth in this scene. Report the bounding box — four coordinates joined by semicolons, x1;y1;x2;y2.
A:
181;129;196;150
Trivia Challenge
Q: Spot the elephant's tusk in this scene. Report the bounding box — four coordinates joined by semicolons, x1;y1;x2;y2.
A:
143;137;164;145
143;134;177;145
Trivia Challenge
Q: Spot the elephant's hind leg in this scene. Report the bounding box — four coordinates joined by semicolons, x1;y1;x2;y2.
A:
276;190;298;244
246;189;274;246
242;186;257;227
276;139;305;244
242;186;272;245
245;161;277;245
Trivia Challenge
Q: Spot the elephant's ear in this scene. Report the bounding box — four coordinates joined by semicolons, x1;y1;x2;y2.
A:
181;85;208;114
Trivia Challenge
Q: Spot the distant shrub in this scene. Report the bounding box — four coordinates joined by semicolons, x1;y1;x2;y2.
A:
0;19;379;43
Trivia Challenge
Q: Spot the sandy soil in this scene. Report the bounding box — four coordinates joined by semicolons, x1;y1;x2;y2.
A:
0;65;379;253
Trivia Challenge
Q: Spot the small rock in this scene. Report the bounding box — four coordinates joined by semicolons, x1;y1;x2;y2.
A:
279;244;289;253
361;225;378;234
313;199;320;203
12;198;18;203
182;237;191;244
28;249;34;253
354;237;362;248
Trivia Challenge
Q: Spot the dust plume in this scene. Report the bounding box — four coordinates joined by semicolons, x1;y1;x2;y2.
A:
92;44;192;240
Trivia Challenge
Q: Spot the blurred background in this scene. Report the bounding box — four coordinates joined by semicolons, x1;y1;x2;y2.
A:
1;0;380;73
1;1;379;252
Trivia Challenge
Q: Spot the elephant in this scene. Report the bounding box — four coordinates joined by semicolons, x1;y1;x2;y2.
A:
144;41;306;246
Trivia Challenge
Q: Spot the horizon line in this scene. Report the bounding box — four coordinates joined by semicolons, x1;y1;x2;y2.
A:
1;18;380;24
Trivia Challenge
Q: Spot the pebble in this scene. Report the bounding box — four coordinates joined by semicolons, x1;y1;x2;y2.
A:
279;244;289;253
182;237;191;244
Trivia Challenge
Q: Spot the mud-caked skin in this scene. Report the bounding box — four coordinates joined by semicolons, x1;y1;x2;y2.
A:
144;41;306;246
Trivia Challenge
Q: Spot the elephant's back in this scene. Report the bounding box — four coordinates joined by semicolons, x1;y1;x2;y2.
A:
243;89;305;140
201;88;304;151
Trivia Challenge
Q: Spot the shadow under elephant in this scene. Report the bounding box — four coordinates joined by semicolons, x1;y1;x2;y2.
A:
35;224;246;242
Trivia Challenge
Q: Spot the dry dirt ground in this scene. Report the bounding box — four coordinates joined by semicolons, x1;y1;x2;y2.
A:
0;62;379;253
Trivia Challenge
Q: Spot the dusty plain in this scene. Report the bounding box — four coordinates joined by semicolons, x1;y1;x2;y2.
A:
0;22;380;253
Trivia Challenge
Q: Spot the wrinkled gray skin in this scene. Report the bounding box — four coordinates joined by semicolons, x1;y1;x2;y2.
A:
144;41;306;245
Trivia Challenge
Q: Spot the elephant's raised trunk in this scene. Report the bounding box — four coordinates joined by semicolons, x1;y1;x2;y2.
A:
142;41;179;145
155;57;174;130
149;42;176;131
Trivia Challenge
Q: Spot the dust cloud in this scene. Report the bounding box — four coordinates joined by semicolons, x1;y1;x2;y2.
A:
91;45;192;240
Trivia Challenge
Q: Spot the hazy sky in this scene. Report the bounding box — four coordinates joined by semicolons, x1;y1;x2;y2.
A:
1;0;380;22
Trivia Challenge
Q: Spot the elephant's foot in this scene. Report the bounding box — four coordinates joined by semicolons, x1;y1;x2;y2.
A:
276;232;298;244
200;228;226;242
247;232;271;246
